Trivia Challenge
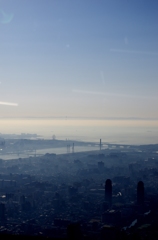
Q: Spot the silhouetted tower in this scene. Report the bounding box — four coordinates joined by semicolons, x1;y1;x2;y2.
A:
137;181;144;205
105;179;112;207
100;139;102;150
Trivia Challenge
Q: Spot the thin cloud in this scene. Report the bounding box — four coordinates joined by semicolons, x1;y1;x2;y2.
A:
72;89;157;99
110;49;158;56
0;101;18;106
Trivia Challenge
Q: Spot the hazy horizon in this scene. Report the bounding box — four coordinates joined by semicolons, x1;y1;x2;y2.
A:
0;117;158;145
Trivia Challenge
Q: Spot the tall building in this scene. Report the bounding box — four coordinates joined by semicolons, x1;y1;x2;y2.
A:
137;181;144;205
105;179;112;207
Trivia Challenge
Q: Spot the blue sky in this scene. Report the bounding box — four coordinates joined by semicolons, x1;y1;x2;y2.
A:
0;0;158;119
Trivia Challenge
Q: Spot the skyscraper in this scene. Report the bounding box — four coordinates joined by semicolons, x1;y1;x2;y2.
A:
137;181;144;205
105;179;112;207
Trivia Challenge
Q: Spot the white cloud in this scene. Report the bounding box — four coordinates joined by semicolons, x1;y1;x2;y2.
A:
0;101;18;106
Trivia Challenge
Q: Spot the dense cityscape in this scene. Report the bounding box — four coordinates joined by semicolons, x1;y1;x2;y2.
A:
0;136;157;239
1;0;158;239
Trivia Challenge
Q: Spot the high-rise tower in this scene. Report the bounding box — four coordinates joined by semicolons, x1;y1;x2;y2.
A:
105;179;112;207
137;181;144;205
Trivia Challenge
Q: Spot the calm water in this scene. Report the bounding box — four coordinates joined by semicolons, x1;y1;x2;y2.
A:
0;146;101;160
0;118;158;145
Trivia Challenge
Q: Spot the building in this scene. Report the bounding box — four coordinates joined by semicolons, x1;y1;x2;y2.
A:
105;179;112;207
137;181;144;205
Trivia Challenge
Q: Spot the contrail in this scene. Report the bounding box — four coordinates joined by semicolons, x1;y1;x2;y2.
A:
72;89;157;99
0;101;18;106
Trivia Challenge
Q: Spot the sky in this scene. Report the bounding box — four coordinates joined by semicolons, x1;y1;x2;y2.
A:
0;0;158;119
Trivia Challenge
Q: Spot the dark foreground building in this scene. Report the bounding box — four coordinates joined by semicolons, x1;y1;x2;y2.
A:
137;181;144;205
105;179;112;207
